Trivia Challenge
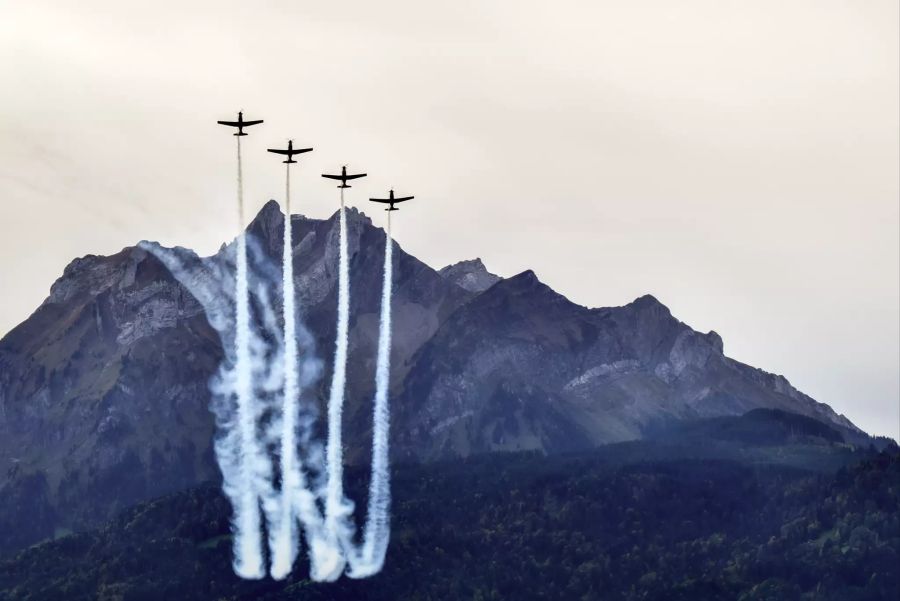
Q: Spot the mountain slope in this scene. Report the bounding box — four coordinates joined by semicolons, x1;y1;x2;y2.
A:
394;271;862;459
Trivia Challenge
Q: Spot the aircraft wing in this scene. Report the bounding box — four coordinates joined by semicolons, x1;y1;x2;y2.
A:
322;174;343;180
345;173;367;180
267;148;291;155
217;120;241;127
242;119;264;126
369;198;391;203
394;196;414;202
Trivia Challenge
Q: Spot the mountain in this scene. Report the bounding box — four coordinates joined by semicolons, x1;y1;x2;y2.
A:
0;201;872;555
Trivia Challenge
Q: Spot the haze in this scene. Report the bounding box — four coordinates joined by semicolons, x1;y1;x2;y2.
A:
1;1;897;438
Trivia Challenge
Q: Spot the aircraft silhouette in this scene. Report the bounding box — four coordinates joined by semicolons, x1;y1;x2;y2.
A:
322;165;367;188
267;140;313;163
216;111;263;136
370;189;414;211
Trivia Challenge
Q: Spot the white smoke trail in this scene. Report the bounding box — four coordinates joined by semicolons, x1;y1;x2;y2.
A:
143;188;396;582
270;163;301;579
268;166;347;582
323;188;355;557
137;235;285;580
348;212;394;578
232;135;265;579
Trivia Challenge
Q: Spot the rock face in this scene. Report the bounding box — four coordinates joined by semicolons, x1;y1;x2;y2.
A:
438;258;501;293
0;201;867;554
393;276;862;459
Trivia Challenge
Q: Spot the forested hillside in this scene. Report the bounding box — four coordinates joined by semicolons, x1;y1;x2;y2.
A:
2;445;897;600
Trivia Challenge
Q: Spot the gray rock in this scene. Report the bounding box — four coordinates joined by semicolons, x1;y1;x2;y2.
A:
439;258;501;293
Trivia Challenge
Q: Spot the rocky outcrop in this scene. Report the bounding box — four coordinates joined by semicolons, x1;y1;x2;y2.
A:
439;258;501;293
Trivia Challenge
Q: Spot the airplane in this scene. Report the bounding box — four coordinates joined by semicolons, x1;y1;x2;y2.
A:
369;189;414;211
267;140;313;163
216;111;263;136
321;165;367;188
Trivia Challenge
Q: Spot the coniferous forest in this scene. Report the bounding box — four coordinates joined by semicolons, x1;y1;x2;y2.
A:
1;438;897;601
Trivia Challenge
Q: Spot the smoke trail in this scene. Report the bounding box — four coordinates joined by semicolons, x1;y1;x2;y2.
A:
232;135;266;579
269;163;302;579
348;212;394;578
141;228;350;582
138;235;284;579
268;166;347;583
144;188;397;581
323;188;355;550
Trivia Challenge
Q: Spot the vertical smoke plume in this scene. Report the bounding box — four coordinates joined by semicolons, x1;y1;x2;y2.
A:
232;136;265;579
323;188;355;549
270;163;301;579
268;166;346;583
348;212;394;578
138;234;285;580
145;184;397;582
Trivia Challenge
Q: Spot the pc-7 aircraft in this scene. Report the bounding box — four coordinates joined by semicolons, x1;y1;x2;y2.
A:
267;140;313;163
369;189;414;211
216;111;263;136
322;166;367;188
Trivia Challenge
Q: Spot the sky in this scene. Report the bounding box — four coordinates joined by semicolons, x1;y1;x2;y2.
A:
1;0;897;438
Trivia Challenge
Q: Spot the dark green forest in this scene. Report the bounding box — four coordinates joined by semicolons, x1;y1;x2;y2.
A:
0;410;900;601
1;430;897;601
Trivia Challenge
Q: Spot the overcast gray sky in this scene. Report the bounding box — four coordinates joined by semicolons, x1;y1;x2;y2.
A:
1;0;897;438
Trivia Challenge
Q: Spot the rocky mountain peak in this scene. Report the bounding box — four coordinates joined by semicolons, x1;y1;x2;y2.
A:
706;330;724;354
477;269;570;309
242;200;284;257
341;205;373;227
628;293;672;316
256;198;283;223
439;258;501;293
245;201;378;260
